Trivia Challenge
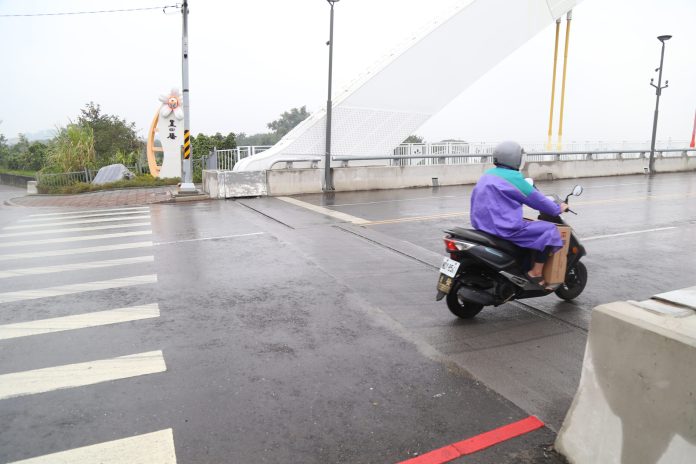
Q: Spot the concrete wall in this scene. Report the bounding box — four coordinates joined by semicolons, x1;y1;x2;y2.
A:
0;173;35;189
204;154;696;198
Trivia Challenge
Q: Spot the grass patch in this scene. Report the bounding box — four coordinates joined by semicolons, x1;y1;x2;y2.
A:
0;168;37;177
37;174;179;195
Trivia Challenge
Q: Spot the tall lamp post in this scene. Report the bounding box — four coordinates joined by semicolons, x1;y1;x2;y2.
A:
323;0;339;192
648;34;671;175
179;0;196;193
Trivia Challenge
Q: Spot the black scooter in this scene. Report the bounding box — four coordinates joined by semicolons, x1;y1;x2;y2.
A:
436;184;587;319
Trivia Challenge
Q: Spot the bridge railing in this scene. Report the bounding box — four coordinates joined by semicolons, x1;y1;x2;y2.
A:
331;148;696;167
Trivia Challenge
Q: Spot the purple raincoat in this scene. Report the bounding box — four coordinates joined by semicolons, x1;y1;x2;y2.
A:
470;167;562;252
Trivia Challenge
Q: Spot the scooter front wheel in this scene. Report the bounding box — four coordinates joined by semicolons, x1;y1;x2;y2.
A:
554;261;588;301
446;282;484;319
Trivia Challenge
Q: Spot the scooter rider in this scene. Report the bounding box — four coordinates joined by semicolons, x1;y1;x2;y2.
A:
470;141;569;288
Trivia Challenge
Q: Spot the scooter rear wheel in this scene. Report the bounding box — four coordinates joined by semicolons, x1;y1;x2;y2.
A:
554;261;588;301
446;283;484;319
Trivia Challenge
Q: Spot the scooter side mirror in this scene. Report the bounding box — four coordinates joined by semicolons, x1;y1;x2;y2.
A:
572;185;583;196
524;178;534;186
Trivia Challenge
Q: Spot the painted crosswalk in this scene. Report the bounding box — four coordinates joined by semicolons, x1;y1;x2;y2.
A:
23;206;149;218
0;221;151;238
7;429;177;464
0;241;154;261
0;350;167;400
0;303;160;340
0;256;154;279
4;214;151;229
0;206;176;462
0;274;157;304
0;230;152;248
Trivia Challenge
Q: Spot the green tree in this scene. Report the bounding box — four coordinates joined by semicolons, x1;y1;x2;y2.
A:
191;132;237;160
77;102;141;166
47;124;96;172
403;135;424;144
236;132;279;146
266;106;310;138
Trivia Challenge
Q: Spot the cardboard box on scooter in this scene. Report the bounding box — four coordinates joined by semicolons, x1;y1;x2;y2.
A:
543;225;572;285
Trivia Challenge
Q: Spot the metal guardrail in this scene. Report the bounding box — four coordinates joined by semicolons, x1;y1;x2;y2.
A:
35;169;99;188
269;157;322;170
332;148;696;167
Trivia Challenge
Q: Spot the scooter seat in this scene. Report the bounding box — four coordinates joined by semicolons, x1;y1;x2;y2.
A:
445;227;522;256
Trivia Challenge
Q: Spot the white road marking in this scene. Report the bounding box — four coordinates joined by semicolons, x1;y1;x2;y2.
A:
19;210;150;223
0;275;157;304
25;207;149;218
0;304;160;340
0;222;151;238
365;211;470;225
0;256;154;279
7;429;177;464
154;232;264;245
0;350;166;401
0;241;153;262
0;230;152;249
4;215;150;229
277;196;369;224
330;195;460;207
583;227;677;241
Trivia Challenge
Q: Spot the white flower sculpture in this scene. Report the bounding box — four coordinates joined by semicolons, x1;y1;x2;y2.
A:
158;88;184;120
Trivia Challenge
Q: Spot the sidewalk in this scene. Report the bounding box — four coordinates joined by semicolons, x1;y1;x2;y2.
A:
8;186;177;208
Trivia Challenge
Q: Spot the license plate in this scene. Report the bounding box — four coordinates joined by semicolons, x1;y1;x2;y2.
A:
437;273;454;294
440;257;460;278
437;258;460;294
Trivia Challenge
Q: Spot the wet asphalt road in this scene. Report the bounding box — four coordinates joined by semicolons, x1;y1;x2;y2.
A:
1;172;694;463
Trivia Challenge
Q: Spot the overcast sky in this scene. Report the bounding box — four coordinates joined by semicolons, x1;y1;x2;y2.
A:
1;0;694;146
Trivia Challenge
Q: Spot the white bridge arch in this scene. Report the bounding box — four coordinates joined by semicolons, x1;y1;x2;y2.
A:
234;0;579;172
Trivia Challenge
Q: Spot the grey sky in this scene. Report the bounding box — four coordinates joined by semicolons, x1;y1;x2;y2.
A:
1;0;694;145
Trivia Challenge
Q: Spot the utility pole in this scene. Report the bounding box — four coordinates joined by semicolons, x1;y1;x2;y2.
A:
323;0;339;192
648;35;671;175
179;0;196;193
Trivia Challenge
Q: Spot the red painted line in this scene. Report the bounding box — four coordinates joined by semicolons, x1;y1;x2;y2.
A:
397;416;545;464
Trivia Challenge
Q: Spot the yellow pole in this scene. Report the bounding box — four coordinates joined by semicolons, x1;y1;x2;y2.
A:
546;19;561;150
557;10;572;151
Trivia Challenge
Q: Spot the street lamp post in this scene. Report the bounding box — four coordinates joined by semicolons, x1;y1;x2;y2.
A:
323;0;339;192
648;34;671;175
179;0;196;193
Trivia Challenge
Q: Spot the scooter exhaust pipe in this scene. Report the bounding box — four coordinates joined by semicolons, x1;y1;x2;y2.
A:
457;286;496;306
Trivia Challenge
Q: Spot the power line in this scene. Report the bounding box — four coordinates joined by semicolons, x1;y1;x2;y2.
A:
0;4;180;18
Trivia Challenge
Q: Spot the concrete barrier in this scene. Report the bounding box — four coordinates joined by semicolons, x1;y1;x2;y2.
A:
203;170;267;198
26;181;38;195
203;154;696;198
555;286;696;464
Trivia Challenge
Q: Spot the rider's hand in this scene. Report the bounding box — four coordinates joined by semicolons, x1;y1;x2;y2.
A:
560;202;569;212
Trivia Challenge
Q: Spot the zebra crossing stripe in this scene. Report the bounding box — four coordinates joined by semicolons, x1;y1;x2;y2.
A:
26;207;149;218
0;256;154;279
0;242;153;262
0;222;151;239
0;231;152;249
7;429;177;464
0;275;157;304
0;350;167;401
4;215;151;229
0;304;160;340
19;210;149;223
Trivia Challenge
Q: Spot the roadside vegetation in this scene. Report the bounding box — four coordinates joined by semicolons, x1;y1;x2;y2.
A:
1;103;311;193
37;174;180;195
